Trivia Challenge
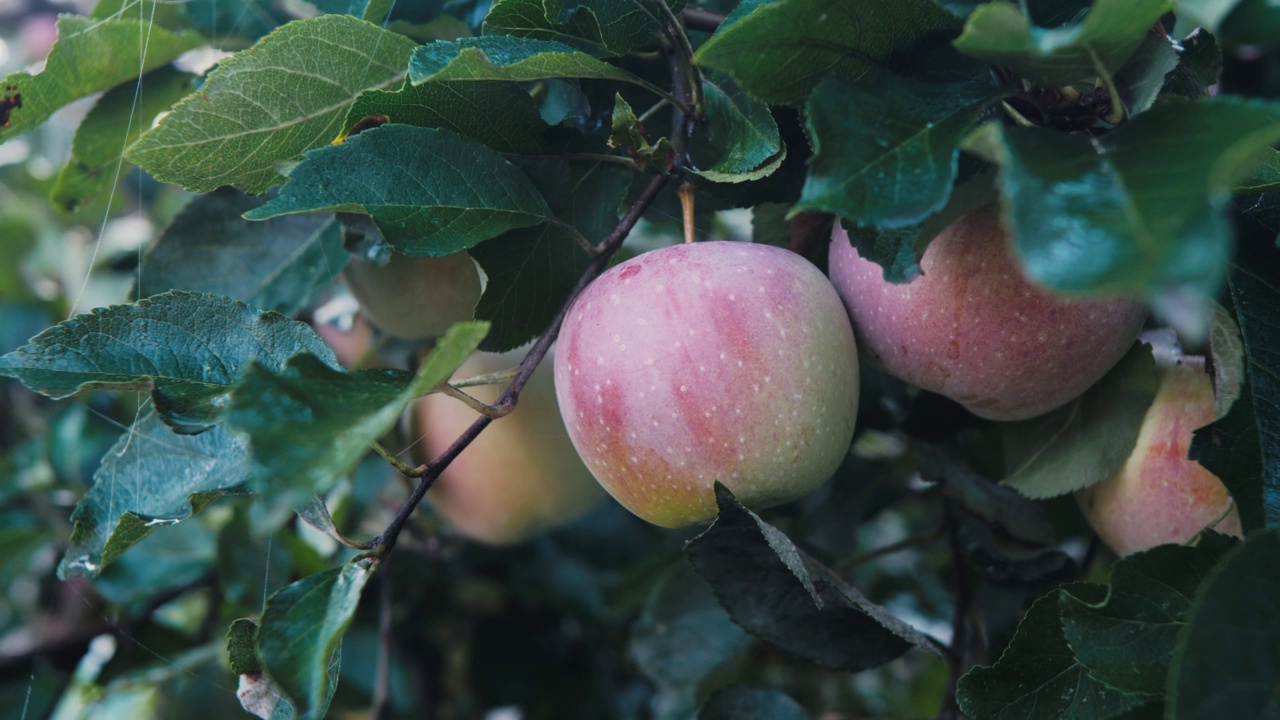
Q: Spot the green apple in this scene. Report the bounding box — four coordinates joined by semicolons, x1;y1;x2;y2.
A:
411;350;606;545
343;251;481;340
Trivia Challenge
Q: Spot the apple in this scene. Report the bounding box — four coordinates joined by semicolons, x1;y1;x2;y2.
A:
343;251;481;340
828;204;1148;421
1076;355;1242;556
554;241;860;528
411;350;606;545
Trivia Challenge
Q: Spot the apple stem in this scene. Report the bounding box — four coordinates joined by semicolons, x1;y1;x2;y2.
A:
367;173;672;559
679;179;696;243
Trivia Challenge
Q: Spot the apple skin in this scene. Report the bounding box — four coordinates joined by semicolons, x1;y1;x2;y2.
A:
554;241;860;528
1076;356;1242;556
827;204;1148;421
412;350;606;545
343;251;481;340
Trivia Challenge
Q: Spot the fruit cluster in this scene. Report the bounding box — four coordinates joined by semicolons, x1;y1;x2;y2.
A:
340;205;1239;555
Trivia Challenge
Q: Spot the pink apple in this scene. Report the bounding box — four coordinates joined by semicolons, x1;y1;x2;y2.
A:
343;251;481;340
827;204;1148;421
554;241;860;528
1076;355;1242;556
412;350;606;545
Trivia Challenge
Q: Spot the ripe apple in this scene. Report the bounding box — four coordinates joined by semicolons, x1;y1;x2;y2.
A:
827;204;1148;421
554;241;860;528
411;350;606;545
343;251;481;340
1076;355;1242;556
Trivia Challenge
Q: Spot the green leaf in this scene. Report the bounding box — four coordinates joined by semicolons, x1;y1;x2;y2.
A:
50;66;197;214
58;412;250;580
227;322;488;522
228;619;263;676
1238;150;1280;193
686;484;929;672
409;36;656;90
794;74;996;228
1060;535;1237;695
1002;343;1159;498
482;0;683;57
957;583;1155;720
688;71;784;183
630;565;751;690
698;687;812;720
953;0;1171;85
608;93;673;173
694;0;961;106
0;291;339;433
1113;31;1181;117
1160;29;1221;100
343;80;548;154
258;560;372;720
1223;238;1280;526
836;160;998;284
183;0;291;43
471;161;631;352
0;14;201;144
128;15;418;194
245;125;553;256
993;98;1280;298
139;188;345;316
1167;529;1280;719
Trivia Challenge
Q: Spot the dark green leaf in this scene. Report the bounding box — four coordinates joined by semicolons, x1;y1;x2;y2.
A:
698;687;812;720
58;412;250;579
482;0;683;57
1191;385;1267;533
0;291;338;433
228;619;263;676
128;15;418;194
0;15;201;144
471;161;631;351
1060;535;1237;695
794;74;996;228
1238;150;1280;192
953;0;1171;85
688;71;784;183
245;125;553;256
1114;31;1181;117
139;188;345;316
258;560;372;720
50;65;197;214
686;484;929;672
957;583;1155;720
1003;343;1159;498
343;80;548;154
409;36;656;90
695;0;961;106
994;98;1280;297
608;93;673;173
227;322;487;522
1167;529;1280;719
1160;28;1221;100
836;161;998;283
1222;238;1280;527
630;565;751;689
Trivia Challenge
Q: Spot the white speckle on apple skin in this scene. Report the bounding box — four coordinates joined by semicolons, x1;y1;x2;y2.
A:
555;241;860;528
828;204;1147;421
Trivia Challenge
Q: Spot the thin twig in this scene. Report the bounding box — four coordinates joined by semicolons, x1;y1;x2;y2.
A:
547;217;601;256
370;556;394;720
438;384;508;419
367;173;671;558
936;512;973;720
838;524;946;571
449;367;519;389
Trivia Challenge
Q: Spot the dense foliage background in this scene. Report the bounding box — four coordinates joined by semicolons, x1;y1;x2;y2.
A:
0;0;1278;718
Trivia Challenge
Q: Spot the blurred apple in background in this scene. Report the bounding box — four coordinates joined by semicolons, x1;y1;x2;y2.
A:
828;203;1148;421
554;241;860;528
343;251;481;341
1076;354;1242;556
411;350;607;545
